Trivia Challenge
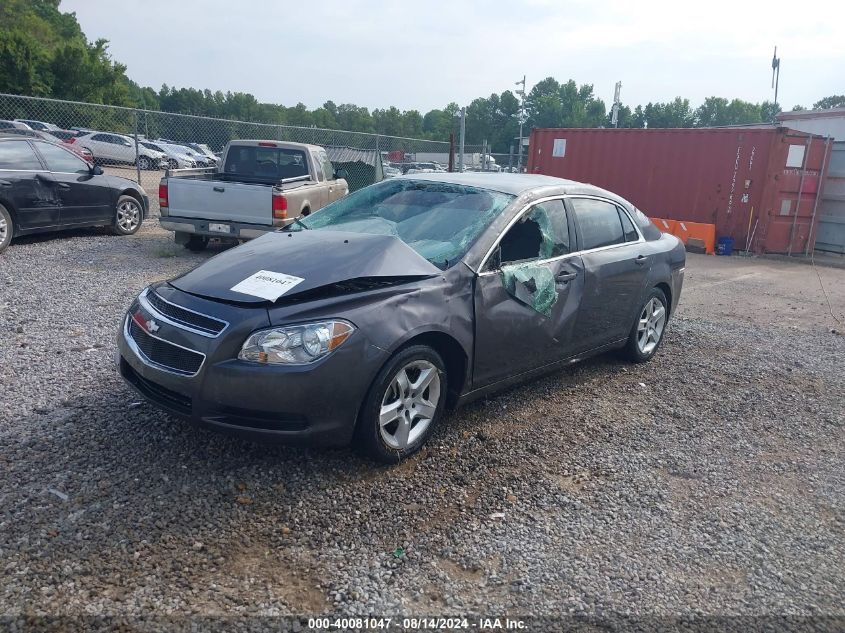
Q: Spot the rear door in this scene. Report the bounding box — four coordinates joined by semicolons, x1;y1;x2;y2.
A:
473;198;585;387
318;149;346;203
33;141;113;226
569;197;650;352
0;140;60;230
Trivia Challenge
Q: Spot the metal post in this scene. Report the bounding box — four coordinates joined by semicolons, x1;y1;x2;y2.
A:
448;133;455;172
516;75;526;172
482;139;487;171
805;136;831;256
787;136;812;256
458;107;466;173
508;143;514;172
133;109;141;184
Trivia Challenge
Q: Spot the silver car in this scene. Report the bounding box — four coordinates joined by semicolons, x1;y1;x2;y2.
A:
140;141;196;170
75;132;168;170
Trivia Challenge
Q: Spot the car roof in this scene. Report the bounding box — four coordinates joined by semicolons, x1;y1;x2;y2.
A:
396;172;585;195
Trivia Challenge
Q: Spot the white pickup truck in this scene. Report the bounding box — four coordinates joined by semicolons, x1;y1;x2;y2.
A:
158;140;349;250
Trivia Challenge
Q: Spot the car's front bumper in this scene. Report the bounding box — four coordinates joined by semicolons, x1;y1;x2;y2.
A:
116;285;388;446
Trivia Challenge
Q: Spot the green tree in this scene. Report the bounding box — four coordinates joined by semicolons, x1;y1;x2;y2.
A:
812;95;845;110
0;30;49;95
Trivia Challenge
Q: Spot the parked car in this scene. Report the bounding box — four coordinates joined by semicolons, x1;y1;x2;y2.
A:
14;119;61;132
118;173;685;462
0;120;32;131
158;140;218;166
0;134;149;254
140;140;196;170
74;131;167;170
158;140;349;251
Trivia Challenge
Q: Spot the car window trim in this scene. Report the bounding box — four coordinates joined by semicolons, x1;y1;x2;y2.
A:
568;194;645;251
30;140;90;174
475;194;645;276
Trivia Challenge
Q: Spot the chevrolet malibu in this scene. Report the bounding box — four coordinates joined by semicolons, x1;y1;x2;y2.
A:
118;173;685;462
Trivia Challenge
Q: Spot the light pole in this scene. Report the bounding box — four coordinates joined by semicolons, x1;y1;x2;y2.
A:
515;75;526;172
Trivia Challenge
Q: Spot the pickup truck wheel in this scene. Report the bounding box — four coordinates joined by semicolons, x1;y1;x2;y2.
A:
111;195;143;236
0;204;13;254
184;235;209;252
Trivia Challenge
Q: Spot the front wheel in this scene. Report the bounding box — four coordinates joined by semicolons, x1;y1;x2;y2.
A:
623;287;668;363
137;155;151;170
355;345;447;463
0;204;13;253
112;195;142;236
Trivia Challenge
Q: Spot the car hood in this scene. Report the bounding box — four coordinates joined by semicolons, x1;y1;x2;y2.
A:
169;230;441;305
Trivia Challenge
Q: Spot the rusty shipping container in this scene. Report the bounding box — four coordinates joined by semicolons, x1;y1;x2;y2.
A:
527;127;833;254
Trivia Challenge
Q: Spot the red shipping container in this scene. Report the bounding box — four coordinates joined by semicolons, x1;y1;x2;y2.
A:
528;127;833;254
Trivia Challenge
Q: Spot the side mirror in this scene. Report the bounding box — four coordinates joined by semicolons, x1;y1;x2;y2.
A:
91;164;104;175
334;168;349;180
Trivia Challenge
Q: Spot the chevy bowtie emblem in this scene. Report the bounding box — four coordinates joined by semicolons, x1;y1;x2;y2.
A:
132;311;160;333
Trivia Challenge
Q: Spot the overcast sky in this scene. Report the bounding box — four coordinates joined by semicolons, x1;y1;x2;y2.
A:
63;0;845;113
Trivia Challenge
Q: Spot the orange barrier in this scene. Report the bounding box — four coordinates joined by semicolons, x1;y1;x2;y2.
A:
673;220;716;254
649;217;716;254
650;218;677;234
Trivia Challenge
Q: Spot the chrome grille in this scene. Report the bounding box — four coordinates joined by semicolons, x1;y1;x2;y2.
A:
126;317;205;376
145;289;227;337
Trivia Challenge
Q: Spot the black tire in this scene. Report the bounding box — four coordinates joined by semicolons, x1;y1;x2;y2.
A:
137;155;151;170
167;159;178;170
112;195;143;236
184;235;209;252
355;345;447;463
0;204;13;254
622;287;669;363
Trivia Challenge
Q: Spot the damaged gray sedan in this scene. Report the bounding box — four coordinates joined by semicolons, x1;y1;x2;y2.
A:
118;173;685;462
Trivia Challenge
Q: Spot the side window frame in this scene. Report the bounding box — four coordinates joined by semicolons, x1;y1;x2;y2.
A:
0;139;46;171
482;196;575;272
568;195;644;252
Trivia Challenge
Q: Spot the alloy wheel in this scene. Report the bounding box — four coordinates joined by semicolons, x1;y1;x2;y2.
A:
117;200;141;233
379;360;441;450
0;215;8;245
637;297;666;355
138;156;151;170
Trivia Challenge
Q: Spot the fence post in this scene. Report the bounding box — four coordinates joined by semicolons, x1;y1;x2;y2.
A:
448;133;455;172
133;109;141;185
458;107;466;172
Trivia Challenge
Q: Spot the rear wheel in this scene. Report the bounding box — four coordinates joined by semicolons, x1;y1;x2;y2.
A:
0;204;13;254
112;195;143;235
355;345;447;463
623;287;668;362
184;234;209;252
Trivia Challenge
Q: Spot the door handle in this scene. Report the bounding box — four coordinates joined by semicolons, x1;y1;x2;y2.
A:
555;271;577;283
635;255;648;266
56;182;70;189
0;179;11;187
213;186;225;193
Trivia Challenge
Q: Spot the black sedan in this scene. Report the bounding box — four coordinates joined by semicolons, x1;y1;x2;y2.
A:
0;135;148;253
118;174;685;462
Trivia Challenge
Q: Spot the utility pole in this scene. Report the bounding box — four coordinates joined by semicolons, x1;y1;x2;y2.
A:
515;75;526;172
611;81;622;128
458;107;466;172
771;46;781;107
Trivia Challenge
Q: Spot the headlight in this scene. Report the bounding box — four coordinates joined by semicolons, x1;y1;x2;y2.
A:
238;320;355;365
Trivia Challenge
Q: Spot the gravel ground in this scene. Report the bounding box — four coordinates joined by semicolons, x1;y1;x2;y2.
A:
0;221;843;625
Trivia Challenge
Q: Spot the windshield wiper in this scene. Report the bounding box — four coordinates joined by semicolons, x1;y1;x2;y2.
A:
289;216;310;230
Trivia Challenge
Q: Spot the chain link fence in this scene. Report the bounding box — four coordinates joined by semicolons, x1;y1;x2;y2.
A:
0;93;460;216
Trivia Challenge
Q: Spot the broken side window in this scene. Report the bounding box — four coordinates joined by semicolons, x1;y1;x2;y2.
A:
495;199;571;317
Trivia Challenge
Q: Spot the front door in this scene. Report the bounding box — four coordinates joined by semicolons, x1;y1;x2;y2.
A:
33;141;112;226
473;198;585;388
569;197;651;352
0;140;60;230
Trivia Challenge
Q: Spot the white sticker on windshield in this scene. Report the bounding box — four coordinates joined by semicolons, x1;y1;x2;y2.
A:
230;270;305;301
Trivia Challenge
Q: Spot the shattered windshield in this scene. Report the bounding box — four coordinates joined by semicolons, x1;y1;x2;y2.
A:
293;179;515;269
